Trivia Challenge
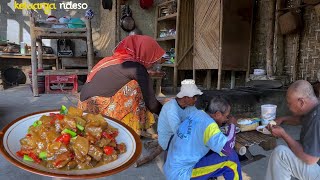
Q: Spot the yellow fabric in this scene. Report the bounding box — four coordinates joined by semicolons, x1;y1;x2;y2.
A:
191;160;239;180
203;122;220;145
122;111;155;132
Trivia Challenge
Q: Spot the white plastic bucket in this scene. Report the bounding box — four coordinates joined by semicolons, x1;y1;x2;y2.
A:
261;104;277;125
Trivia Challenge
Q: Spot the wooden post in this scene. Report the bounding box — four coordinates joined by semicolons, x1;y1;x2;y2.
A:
173;0;181;94
230;71;235;89
86;18;94;71
36;39;43;69
116;0;121;44
273;0;285;76
246;0;256;81
30;15;39;97
266;0;276;77
292;36;301;82
193;58;196;81
206;70;212;90
217;0;223;90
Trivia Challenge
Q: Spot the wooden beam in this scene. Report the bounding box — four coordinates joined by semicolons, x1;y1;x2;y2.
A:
37;69;88;76
246;0;256;81
173;0;181;93
231;71;235;89
0;54;57;60
36;39;43;69
266;0;276;77
34;27;87;33
36;32;87;39
206;70;212;90
30;15;39;97
116;0;121;44
292;0;303;82
217;0;223;90
176;43;193;66
86;18;94;71
273;0;285;76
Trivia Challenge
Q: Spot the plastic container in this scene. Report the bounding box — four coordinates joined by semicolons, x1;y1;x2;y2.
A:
261;104;277;125
254;69;266;75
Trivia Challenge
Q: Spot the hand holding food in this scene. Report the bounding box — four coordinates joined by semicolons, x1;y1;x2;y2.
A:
268;125;285;138
269;120;277;127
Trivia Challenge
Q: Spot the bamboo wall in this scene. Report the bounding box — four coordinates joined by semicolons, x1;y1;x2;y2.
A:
193;0;220;70
176;0;194;70
251;0;320;84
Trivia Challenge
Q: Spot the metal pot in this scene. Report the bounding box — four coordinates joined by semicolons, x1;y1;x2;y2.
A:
120;16;135;32
120;5;135;32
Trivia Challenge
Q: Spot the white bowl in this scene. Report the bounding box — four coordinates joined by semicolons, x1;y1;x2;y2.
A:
0;110;142;179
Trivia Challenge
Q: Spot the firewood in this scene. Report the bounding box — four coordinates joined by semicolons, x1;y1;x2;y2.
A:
134;145;163;167
144;140;159;150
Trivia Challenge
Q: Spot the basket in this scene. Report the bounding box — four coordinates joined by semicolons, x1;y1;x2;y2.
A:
279;11;302;35
237;119;259;132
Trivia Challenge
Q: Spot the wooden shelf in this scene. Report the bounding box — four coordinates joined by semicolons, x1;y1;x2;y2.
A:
156;36;176;41
30;16;94;97
158;13;177;21
37;69;88;76
0;54;57;60
158;0;176;7
161;63;175;67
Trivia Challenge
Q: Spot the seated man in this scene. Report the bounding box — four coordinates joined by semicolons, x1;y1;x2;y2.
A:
266;80;320;180
158;79;203;151
164;96;241;180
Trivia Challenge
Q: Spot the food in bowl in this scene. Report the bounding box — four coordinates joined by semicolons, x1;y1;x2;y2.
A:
237;119;253;125
237;118;260;132
16;106;126;170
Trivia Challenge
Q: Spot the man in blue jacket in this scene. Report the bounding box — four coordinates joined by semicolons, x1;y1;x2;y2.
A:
164;96;241;180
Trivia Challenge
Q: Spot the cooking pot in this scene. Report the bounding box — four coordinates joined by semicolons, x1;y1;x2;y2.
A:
120;5;135;32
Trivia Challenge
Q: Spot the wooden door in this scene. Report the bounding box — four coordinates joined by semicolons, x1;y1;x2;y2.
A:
221;0;253;71
194;0;221;70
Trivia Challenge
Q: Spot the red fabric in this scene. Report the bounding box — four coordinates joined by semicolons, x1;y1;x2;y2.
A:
86;35;164;82
140;0;153;9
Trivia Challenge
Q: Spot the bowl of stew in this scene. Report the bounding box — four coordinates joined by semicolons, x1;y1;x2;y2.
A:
0;108;142;179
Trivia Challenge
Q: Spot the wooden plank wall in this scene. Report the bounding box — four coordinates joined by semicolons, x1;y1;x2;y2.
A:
193;0;220;70
176;0;194;70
